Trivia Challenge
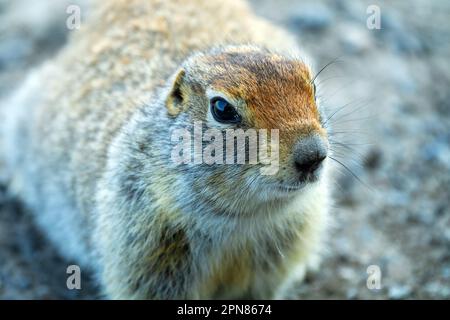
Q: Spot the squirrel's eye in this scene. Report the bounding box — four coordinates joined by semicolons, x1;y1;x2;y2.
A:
210;97;241;124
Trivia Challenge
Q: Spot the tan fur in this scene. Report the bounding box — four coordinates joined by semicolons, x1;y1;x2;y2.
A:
0;0;331;299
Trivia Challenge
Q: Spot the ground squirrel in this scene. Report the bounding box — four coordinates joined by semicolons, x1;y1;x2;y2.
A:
0;0;331;299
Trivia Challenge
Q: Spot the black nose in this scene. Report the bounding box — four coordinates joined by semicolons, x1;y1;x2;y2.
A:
295;155;326;174
293;135;328;176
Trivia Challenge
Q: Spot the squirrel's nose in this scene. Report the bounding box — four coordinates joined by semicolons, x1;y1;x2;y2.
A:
293;135;328;178
295;155;326;174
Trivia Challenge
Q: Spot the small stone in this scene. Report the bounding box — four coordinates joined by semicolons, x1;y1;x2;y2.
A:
421;140;450;166
0;37;32;70
379;12;425;55
395;32;424;55
364;148;383;170
389;58;417;93
339;24;372;54
442;266;450;279
388;285;411;299
289;4;333;32
410;209;434;225
339;266;356;281
346;288;358;299
386;190;409;207
425;282;446;297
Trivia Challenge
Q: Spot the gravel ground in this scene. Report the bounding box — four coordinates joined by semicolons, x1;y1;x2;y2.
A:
0;0;449;299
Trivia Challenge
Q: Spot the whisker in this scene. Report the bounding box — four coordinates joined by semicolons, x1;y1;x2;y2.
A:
328;130;369;136
322;100;359;128
329;139;374;147
329;139;372;146
323;98;373;127
329;145;364;162
318;79;359;104
328;156;371;191
329;146;360;158
311;56;343;85
329;152;366;173
330;142;365;161
314;75;347;87
326;100;375;127
327;114;377;127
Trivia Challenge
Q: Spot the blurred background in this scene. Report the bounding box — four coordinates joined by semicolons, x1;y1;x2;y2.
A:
0;0;449;299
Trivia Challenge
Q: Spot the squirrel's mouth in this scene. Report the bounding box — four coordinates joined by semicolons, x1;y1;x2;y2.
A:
276;184;305;193
276;175;320;193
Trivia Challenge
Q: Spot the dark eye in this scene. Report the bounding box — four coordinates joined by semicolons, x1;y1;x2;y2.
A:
210;97;241;124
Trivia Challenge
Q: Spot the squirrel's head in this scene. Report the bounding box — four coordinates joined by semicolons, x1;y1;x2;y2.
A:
164;45;329;213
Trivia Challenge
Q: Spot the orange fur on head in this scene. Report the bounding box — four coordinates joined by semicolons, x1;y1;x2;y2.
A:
205;49;325;160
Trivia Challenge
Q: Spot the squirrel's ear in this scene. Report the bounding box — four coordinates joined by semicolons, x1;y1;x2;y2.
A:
166;69;187;117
